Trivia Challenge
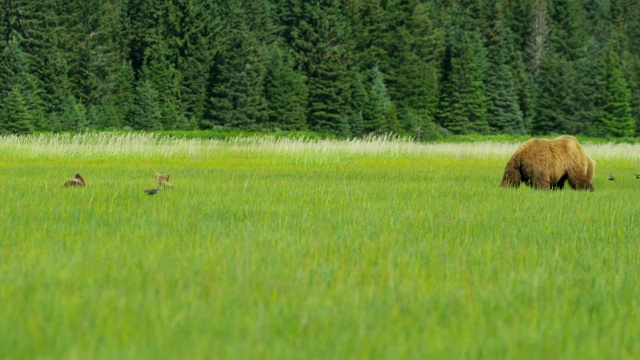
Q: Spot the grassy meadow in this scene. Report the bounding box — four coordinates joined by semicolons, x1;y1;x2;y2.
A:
1;133;639;359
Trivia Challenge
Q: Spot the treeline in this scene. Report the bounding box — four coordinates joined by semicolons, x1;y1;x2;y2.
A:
1;0;639;139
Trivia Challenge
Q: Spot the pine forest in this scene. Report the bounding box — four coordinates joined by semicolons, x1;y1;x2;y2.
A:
1;0;640;139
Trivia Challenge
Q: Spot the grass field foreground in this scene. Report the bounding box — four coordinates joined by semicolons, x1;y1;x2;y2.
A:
1;133;639;359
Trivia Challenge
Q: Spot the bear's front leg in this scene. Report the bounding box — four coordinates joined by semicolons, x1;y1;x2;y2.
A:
567;169;595;191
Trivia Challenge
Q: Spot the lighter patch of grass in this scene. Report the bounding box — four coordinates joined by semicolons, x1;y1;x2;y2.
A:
2;133;639;161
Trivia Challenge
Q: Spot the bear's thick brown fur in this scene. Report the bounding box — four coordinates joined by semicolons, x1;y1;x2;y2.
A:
500;135;595;191
63;173;85;187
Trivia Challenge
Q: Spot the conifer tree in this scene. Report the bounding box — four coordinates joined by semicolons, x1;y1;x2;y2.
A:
628;57;640;136
349;73;367;137
145;41;185;130
548;0;588;61
599;69;633;137
62;96;89;132
37;48;80;131
350;0;393;78
263;45;308;130
298;1;353;136
395;2;443;138
177;2;219;130
572;38;605;136
485;20;524;134
181;54;209;130
597;43;635;136
85;0;134;129
364;65;398;134
306;57;351;136
2;87;35;135
128;78;163;130
438;31;489;134
205;3;268;130
0;36;45;131
532;52;572;134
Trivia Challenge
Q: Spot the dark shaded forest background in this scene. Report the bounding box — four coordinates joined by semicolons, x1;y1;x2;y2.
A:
1;0;639;139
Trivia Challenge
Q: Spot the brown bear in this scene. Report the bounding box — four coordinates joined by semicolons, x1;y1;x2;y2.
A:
500;135;595;191
63;173;85;187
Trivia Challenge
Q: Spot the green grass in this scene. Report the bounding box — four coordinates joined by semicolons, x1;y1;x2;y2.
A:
1;133;639;359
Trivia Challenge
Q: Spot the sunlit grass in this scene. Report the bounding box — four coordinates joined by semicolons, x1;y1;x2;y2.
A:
0;133;639;359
